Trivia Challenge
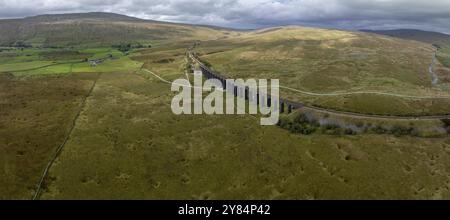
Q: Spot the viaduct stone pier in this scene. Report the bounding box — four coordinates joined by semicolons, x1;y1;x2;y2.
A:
189;52;304;114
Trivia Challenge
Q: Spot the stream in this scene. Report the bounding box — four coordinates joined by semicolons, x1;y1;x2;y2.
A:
429;49;439;85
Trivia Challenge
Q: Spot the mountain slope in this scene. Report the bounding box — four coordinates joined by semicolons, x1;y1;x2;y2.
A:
194;26;450;116
0;12;237;47
23;12;143;22
361;29;450;47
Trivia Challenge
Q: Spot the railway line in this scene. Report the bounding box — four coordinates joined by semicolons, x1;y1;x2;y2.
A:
188;51;450;120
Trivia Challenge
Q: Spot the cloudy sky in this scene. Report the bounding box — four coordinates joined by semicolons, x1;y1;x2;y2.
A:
1;0;450;33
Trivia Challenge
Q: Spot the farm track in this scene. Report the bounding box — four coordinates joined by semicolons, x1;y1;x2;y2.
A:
279;85;450;99
138;68;258;119
32;73;101;200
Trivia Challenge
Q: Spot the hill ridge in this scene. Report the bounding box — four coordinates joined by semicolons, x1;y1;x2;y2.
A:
361;29;450;47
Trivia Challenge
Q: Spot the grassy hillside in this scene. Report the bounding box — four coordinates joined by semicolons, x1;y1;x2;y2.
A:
40;71;450;200
9;44;447;200
1;36;449;200
195;27;450;116
437;47;450;67
0;12;239;47
361;29;450;47
0;73;99;199
1;14;450;200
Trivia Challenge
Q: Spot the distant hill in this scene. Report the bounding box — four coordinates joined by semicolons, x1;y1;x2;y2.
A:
361;29;450;48
0;12;237;47
23;12;143;22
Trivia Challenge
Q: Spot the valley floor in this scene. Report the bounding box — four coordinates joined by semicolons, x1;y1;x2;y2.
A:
39;71;450;200
1;45;450;199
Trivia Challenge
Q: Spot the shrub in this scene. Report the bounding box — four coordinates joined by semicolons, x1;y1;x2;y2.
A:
293;113;309;124
323;127;343;135
155;58;175;63
442;119;450;127
309;119;320;127
277;113;320;135
344;128;357;135
196;57;212;68
371;125;388;134
319;124;343;135
278;117;291;129
112;43;132;53
289;123;316;135
113;42;146;53
11;41;32;48
410;128;421;137
186;63;194;73
355;121;364;128
389;125;413;137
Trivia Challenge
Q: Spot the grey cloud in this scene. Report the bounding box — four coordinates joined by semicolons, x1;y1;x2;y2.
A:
0;0;449;33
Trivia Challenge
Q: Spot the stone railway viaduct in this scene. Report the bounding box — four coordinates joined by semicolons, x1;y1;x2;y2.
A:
188;51;450;120
189;51;304;114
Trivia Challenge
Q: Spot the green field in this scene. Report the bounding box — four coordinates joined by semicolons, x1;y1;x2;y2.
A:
0;47;143;76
